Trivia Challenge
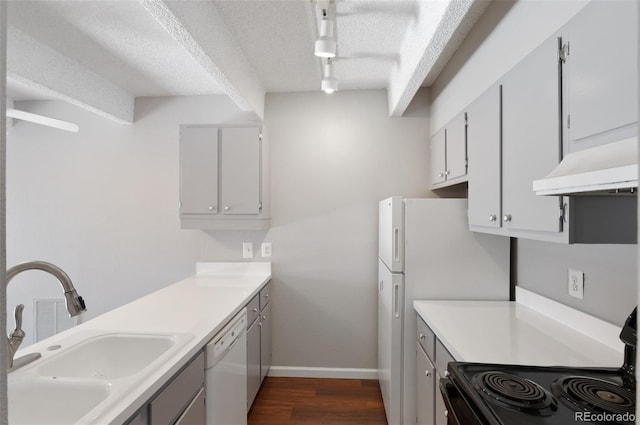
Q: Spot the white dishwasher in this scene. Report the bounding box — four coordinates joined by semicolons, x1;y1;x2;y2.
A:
205;309;248;425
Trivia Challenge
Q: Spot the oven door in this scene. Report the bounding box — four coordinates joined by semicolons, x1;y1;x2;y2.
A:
439;378;484;425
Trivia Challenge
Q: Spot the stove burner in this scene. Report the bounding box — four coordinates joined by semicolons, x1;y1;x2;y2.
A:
472;371;557;414
551;376;635;415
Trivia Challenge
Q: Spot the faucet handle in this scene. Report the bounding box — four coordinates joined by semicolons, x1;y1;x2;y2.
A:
11;304;25;339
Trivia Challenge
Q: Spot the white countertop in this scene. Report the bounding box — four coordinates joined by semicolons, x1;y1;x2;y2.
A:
10;262;271;425
413;288;623;368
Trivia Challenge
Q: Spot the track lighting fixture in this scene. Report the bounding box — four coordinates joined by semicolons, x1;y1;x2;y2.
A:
321;59;338;94
314;9;336;58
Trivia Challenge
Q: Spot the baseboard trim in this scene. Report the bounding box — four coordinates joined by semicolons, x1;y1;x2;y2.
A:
267;366;379;380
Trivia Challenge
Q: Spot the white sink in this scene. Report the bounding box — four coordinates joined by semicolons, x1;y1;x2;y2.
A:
9;379;110;425
36;333;178;379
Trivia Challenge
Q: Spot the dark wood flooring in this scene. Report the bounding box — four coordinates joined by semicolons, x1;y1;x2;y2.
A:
248;377;388;425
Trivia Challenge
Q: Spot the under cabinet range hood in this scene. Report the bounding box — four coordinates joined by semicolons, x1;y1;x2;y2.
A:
533;137;638;196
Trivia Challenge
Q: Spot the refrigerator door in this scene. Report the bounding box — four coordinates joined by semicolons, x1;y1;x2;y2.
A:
379;197;404;273
378;259;404;425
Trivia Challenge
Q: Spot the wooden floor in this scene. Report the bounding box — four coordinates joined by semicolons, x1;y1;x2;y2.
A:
248;377;388;425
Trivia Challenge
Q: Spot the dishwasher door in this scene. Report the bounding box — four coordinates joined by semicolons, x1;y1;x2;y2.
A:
205;310;248;425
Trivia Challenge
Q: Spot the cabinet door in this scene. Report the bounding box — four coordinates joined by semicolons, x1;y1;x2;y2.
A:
564;0;638;149
174;388;205;425
220;127;261;215
179;127;218;215
430;129;446;186
446;113;467;180
467;84;501;229
502;36;562;234
246;319;261;410
435;373;447;425
260;303;272;383
416;344;435;425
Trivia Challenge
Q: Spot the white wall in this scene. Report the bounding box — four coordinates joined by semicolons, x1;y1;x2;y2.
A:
264;89;432;370
430;0;637;326
6;95;258;345
7;89;433;372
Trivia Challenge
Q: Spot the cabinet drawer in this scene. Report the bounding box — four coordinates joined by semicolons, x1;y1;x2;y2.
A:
417;316;435;360
247;294;260;328
259;281;271;310
435;339;455;375
150;352;205;425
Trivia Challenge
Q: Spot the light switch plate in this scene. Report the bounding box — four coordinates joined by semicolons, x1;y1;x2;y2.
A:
243;242;253;259
261;242;272;258
568;269;584;299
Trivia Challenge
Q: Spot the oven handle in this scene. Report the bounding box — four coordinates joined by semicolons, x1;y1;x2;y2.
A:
439;378;482;425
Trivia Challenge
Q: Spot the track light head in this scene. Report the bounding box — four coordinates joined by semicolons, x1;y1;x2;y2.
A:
315;14;336;58
321;59;338;94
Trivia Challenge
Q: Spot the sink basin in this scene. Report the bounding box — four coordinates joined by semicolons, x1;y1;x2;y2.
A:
37;333;177;379
9;379;110;425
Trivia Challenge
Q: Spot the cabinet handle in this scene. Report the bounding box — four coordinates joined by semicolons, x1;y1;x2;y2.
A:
262;315;267;321
438;172;444;178
444;170;450;176
444;371;451;378
489;215;497;222
265;294;269;299
419;333;425;341
444;410;448;418
208;206;215;211
224;206;230;211
393;283;400;319
503;214;512;222
425;370;431;377
253;308;258;313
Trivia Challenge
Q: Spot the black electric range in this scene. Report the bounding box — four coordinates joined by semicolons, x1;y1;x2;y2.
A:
439;308;637;425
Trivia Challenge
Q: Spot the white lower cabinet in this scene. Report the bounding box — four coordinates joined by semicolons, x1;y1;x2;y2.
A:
416;343;435;425
174;388;205;425
416;316;455;425
247;281;272;411
125;351;205;425
260;303;272;383
247;310;261;408
434;374;447;425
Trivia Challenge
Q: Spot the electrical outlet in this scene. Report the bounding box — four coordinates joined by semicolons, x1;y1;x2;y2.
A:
568;269;584;299
261;242;272;258
243;242;253;259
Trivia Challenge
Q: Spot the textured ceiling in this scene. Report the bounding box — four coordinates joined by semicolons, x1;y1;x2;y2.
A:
5;0;490;121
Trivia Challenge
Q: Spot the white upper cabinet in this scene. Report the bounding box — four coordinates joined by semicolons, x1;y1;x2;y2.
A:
180;127;219;216
220;127;261;215
446;113;468;181
179;124;270;230
430;111;467;189
464;3;637;244
430;129;446;186
501;36;563;235
467;84;501;230
562;0;638;151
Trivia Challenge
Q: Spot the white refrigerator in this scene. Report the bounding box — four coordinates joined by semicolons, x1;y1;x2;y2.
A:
378;197;510;425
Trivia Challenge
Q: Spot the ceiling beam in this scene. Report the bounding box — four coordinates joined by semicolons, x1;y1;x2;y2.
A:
387;0;490;117
139;0;266;120
7;26;135;125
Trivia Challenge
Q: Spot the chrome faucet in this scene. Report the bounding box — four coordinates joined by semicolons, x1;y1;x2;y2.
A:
6;261;87;369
